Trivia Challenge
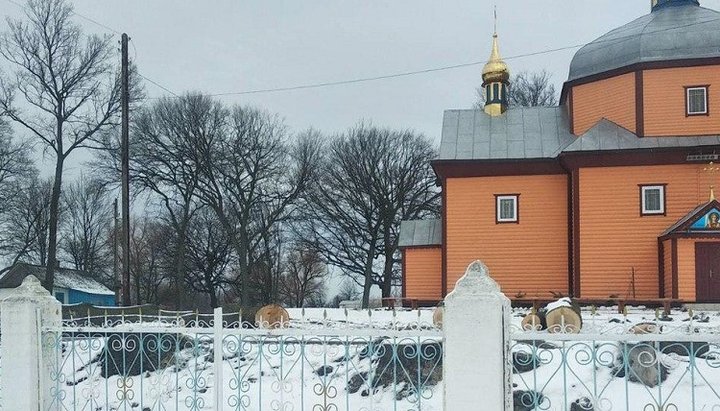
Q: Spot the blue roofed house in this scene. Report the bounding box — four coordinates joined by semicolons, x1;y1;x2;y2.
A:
0;263;116;306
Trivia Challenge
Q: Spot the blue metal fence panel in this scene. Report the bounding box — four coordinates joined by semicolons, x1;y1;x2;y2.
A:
510;310;720;410
43;308;443;410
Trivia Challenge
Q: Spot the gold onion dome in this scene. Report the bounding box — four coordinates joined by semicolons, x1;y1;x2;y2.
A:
482;34;510;85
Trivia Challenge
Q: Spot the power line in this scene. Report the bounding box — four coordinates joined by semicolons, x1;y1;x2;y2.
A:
164;15;720;99
3;0;720;99
204;44;588;98
138;72;179;97
2;0;179;97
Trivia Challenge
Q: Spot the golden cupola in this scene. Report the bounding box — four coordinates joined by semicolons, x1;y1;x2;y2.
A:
481;32;510;116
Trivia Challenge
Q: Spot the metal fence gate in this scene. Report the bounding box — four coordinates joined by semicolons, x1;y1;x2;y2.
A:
42;308;443;411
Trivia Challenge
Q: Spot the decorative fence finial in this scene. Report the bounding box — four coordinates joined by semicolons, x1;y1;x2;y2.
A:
9;274;54;299
448;260;502;298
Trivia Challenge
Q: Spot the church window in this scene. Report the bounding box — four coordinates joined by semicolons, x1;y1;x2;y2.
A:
496;194;518;223
640;185;666;216
686;86;708;116
493;84;500;102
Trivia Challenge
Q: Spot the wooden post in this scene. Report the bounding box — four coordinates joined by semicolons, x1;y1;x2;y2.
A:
120;33;131;306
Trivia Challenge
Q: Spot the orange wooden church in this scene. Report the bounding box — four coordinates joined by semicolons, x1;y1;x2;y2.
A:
400;0;720;304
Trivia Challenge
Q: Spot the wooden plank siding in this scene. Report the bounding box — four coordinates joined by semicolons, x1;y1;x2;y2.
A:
571;72;637;136
677;239;698;301
445;175;569;298
403;247;442;300
578;164;715;299
643;65;720;136
663;239;673;298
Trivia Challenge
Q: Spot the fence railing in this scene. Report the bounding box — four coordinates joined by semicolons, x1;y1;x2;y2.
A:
510;314;720;411
3;262;720;410
42;308;443;411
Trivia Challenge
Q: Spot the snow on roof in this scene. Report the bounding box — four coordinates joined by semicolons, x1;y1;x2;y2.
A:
54;270;115;296
0;263;114;296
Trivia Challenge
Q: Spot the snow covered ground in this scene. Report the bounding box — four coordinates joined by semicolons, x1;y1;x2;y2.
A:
46;306;720;410
510;306;720;410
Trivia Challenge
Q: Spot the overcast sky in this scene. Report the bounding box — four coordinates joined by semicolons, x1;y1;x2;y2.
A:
3;0;720;165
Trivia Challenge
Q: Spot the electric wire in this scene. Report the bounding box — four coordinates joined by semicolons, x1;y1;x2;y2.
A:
2;0;720;99
2;0;179;96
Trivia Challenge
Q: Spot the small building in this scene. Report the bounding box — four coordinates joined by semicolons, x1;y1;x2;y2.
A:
401;0;720;304
0;263;116;306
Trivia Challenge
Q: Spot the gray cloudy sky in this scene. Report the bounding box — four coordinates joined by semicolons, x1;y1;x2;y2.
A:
3;0;720;153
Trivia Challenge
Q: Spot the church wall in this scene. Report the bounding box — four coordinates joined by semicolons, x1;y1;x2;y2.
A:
444;174;568;298
662;239;673;298
571;72;636;136
403;247;442;300
643;65;720;136
578;164;711;299
676;239;697;301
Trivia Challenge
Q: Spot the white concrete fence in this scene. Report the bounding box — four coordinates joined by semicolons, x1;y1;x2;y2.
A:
27;257;720;410
2;261;515;410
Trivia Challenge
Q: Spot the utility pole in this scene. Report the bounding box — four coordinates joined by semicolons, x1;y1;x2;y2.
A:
121;33;131;306
113;198;119;304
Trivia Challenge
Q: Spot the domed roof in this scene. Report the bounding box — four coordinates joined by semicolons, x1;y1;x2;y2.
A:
568;1;720;81
482;34;510;84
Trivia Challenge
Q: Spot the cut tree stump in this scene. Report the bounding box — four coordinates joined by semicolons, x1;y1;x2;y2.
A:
545;300;582;334
255;304;290;329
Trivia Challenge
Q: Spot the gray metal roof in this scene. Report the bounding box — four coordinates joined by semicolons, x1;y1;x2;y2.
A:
438;107;575;161
569;2;720;81
564;119;720;152
438;110;720;161
399;219;442;248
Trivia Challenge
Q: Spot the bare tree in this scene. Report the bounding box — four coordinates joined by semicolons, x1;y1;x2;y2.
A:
0;0;124;291
184;207;233;308
248;226;283;306
194;109;321;305
475;69;557;108
330;279;360;308
278;244;327;308
298;124;438;308
0;177;52;270
0;118;34;213
60;175;113;283
128;217;171;305
96;93;224;307
376;129;439;298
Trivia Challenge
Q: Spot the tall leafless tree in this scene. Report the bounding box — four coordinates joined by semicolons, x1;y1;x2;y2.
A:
60;175;113;283
194;109;321;305
298;124;439;308
0;118;34;214
96;93;224;307
184;207;233;308
475;69;558;108
0;176;53;270
128;217;171;305
0;0;124;291
278;244;327;308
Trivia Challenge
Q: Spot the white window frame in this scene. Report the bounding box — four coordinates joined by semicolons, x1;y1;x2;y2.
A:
496;195;518;223
641;185;665;216
686;86;708;116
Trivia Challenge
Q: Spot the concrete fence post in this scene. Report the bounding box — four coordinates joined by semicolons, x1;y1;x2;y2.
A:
1;275;62;410
443;260;513;410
